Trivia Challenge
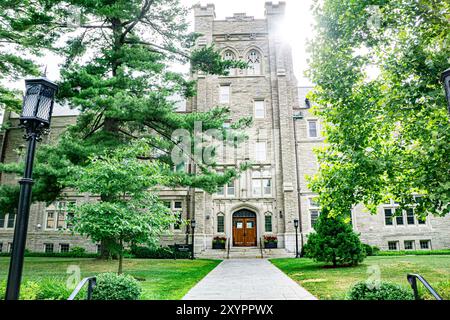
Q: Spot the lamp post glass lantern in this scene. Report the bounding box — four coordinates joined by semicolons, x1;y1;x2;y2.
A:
190;220;196;260
441;68;450;115
294;219;299;258
5;77;57;300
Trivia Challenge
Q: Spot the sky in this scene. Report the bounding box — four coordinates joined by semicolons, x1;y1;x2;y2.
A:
186;0;315;85
13;0;315;89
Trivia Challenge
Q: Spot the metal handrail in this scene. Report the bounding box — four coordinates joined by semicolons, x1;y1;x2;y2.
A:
407;274;442;300
260;237;264;259
226;237;230;259
68;276;96;300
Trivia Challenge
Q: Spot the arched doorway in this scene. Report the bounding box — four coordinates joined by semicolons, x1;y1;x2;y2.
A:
232;209;257;247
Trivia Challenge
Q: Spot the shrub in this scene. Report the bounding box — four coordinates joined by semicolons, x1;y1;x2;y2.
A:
303;214;366;267
213;236;227;244
130;245;190;259
69;246;86;257
36;279;72;300
92;273;142;300
362;244;380;256
347;281;414;300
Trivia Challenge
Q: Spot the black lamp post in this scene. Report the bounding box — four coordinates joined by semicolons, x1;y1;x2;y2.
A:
294;219;299;258
441;68;450;116
5;77;58;300
190;219;196;260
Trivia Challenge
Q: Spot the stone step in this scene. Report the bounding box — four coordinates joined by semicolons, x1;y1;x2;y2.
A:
197;248;293;259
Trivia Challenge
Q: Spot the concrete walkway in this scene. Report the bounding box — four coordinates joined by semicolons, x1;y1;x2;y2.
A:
183;259;317;300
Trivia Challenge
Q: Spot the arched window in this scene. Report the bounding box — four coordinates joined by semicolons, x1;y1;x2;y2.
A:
217;212;225;233
223;50;237;76
247;49;262;75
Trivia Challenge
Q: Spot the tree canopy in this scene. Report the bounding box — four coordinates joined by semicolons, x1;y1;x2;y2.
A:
307;0;450;218
0;0;251;214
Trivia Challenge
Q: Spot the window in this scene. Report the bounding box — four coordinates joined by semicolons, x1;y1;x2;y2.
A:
254;100;265;119
174;201;182;209
97;244;102;254
406;208;415;225
60;244;70;253
57;211;66;229
223;50;236;76
263;179;271;196
395;211;404;225
217;214;225;233
45;201;73;230
219;85;230;104
0;213;5;228
265;214;272;232
255;142;266;162
252;169;272;197
252;177;262;197
46;212;55;229
7;213;16;229
216;179;236;197
388;241;398;251
404;240;414;250
217;186;225;196
44;243;54;253
308;120;318;138
247;50;262;75
309;198;320;229
310;210;320;228
0;243;2;253
173;201;183;230
418;217;426;225
175;162;186;173
420;240;430;250
384;208;393;226
226;181;235;196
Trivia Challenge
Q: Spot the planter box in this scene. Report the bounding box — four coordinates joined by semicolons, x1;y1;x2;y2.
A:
212;242;226;249
264;242;277;249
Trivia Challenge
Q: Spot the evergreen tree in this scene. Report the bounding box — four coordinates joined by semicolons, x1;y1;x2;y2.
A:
303;213;366;267
0;0;250;215
0;0;62;112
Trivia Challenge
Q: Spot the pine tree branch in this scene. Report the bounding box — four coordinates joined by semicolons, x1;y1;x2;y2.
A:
120;0;155;43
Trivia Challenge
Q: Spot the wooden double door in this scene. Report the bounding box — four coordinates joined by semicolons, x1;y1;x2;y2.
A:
233;216;257;247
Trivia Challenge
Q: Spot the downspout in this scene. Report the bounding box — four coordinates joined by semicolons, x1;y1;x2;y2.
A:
293;113;304;255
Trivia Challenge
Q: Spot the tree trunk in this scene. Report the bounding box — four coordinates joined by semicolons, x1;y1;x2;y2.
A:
118;239;123;275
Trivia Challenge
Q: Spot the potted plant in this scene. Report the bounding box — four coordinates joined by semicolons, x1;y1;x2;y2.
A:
264;235;278;249
212;236;227;249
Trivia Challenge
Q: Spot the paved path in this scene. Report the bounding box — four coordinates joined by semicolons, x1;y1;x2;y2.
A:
183;259;317;300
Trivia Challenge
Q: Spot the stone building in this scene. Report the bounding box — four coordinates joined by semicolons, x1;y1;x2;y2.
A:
0;2;449;256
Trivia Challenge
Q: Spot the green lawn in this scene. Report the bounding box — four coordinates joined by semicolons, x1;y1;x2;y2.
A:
271;256;450;300
0;257;221;300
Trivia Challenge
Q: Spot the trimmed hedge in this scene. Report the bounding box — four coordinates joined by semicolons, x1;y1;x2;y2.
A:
375;249;450;256
129;245;191;259
347;281;414;300
0;251;99;258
